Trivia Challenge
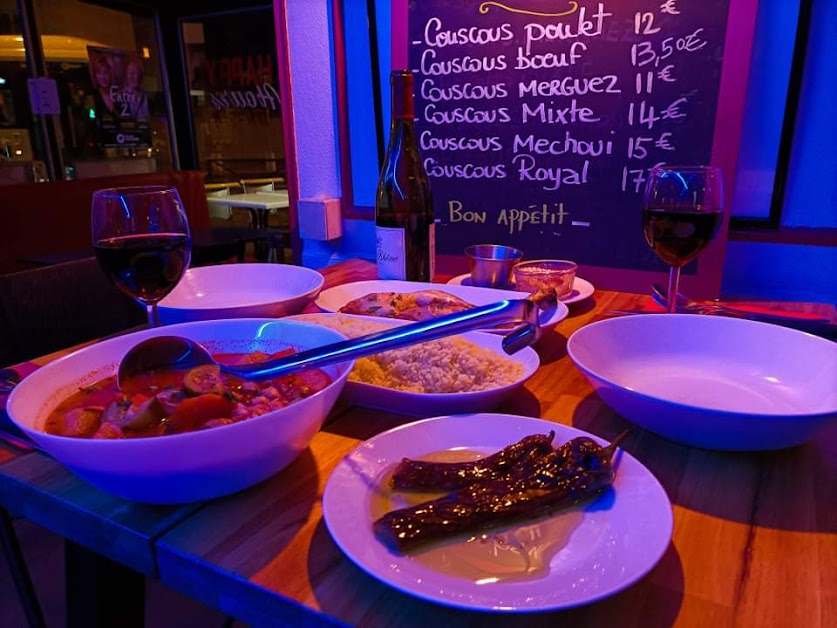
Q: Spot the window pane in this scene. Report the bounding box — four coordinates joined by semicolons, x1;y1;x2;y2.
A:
781;0;837;228
731;1;799;219
0;0;43;181
35;0;173;177
182;9;285;184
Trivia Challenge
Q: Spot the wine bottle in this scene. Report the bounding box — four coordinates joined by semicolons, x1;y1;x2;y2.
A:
375;70;435;281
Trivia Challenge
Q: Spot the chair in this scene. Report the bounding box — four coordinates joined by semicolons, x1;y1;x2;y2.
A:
241;181;275;193
0;258;140;625
0;258;147;365
0;301;18;368
205;181;243;193
206;185;235;222
0;170;212;275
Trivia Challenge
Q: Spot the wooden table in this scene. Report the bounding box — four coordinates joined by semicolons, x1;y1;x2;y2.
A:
1;259;834;627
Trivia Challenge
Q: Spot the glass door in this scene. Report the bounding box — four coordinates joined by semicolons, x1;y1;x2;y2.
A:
0;0;43;183
180;8;285;186
34;0;174;178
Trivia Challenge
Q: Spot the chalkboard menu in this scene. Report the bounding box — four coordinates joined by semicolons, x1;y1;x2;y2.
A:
408;0;731;273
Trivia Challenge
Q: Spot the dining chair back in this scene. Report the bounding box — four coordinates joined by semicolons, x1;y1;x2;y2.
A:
241;181;276;193
206;186;234;222
0;301;17;368
205;181;242;194
0;258;146;366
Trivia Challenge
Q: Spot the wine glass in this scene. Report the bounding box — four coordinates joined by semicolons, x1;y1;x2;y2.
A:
91;186;192;327
643;166;724;313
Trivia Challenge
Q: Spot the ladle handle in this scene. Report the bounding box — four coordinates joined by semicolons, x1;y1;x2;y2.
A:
225;298;546;380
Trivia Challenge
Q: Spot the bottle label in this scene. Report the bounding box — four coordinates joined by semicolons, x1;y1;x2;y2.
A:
376;226;406;280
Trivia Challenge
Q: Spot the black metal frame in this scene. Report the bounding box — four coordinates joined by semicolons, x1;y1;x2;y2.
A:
365;0;385;168
729;0;814;231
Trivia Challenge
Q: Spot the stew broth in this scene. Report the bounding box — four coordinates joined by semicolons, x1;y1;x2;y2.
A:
44;350;331;439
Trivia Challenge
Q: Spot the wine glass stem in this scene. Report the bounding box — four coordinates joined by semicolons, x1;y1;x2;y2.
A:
146;304;159;328
667;266;681;314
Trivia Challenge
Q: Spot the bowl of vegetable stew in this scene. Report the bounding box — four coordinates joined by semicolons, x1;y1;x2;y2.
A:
7;318;352;503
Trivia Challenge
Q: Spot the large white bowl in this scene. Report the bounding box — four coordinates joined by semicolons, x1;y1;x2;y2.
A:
157;263;324;324
567;314;837;450
7;319;351;503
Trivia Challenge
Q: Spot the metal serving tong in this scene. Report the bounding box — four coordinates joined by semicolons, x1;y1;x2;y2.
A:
117;289;558;387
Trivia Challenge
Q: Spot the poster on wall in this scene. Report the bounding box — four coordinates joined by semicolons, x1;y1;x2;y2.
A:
87;46;151;148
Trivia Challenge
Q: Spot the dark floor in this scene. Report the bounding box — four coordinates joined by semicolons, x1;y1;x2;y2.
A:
1;518;232;628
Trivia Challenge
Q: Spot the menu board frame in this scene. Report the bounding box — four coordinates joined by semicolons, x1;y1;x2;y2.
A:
391;0;759;298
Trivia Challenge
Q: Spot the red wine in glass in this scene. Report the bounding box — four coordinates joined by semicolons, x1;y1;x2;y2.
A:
91;186;192;327
642;206;723;267
94;233;191;303
643;167;724;312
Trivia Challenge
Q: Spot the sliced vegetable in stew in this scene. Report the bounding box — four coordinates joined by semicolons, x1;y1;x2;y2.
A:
44;349;331;439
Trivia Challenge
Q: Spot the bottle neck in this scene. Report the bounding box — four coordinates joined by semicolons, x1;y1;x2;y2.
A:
390;71;414;121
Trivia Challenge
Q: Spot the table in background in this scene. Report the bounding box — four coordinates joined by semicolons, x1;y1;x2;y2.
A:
205;191;290;230
206;191;290;262
1;259;834;627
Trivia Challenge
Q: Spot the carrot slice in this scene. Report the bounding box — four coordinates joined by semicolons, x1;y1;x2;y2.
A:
211;348;294;365
166;394;234;433
210;352;252;366
268;348;295;360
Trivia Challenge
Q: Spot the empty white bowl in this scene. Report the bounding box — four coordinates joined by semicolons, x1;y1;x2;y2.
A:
567;314;837;450
157;263;324;324
7;318;351;503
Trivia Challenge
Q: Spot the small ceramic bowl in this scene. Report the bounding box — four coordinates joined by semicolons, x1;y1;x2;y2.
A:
513;259;578;297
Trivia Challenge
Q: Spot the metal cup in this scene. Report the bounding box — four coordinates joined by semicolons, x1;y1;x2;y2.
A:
465;244;523;289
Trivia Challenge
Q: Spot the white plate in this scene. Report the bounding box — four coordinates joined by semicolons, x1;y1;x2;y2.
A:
314;280;569;332
448;273;595;304
291;313;539;416
323;414;673;612
158;264;324;325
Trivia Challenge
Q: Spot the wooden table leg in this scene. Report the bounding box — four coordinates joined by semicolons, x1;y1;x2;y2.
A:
65;541;144;628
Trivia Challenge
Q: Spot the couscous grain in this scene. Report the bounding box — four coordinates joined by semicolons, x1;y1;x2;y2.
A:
297;314;524;393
